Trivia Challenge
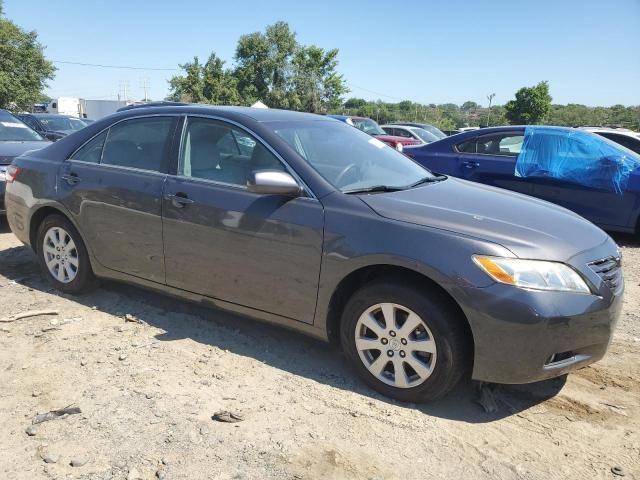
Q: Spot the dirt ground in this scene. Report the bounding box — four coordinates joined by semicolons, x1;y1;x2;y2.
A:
0;219;638;480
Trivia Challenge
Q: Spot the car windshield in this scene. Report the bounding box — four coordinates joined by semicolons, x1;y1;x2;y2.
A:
271;120;436;192
422;125;447;139
411;128;440;143
38;116;86;131
351;118;386;136
0;112;43;141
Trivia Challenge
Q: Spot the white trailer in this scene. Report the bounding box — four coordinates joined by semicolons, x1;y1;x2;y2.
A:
46;98;130;120
79;99;129;120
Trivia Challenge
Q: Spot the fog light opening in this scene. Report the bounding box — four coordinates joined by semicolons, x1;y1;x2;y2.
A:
545;351;575;365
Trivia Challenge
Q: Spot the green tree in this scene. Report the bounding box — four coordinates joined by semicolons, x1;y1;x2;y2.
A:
0;4;55;110
168;53;242;105
167;56;204;102
234;21;297;107
290;45;348;112
461;101;479;111
201;53;241;105
504;81;552;124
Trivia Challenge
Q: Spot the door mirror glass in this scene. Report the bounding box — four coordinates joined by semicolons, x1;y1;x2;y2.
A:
247;170;302;196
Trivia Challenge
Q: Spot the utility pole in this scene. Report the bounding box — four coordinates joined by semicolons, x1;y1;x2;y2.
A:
119;81;130;102
486;93;496;127
140;77;150;103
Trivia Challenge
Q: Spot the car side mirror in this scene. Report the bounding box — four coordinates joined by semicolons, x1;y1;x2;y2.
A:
247;170;302;197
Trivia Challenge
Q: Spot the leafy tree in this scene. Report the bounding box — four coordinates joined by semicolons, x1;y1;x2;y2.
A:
167;56;204;102
290;46;347;112
234;21;297;108
201;54;241;105
504;81;552;124
168;54;241;105
461;101;479;111
168;22;348;111
0;4;55;110
344;98;366;109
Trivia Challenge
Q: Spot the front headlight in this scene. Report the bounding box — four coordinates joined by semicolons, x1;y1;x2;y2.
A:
395;142;403;152
0;166;6;182
473;255;591;293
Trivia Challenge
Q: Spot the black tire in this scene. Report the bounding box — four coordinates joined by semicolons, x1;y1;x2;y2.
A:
36;214;96;294
340;280;470;402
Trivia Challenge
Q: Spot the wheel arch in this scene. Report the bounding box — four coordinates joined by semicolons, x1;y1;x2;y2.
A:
28;204;91;259
325;264;474;359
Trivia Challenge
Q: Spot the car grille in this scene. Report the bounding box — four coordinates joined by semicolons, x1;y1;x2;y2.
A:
589;256;623;292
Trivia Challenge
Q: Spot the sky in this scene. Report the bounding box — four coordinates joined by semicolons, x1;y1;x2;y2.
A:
5;0;640;107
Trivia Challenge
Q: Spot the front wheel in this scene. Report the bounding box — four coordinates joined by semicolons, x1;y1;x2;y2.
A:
340;281;470;402
36;214;96;293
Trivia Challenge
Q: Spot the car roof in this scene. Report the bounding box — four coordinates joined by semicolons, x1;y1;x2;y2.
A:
382;124;418;130
327;114;368;121
31;113;79;119
118;104;326;123
579;127;640;138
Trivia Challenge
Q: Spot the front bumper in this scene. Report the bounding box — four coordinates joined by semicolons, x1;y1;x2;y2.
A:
458;242;624;384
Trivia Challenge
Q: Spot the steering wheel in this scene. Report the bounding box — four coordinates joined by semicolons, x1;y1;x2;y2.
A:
334;163;360;188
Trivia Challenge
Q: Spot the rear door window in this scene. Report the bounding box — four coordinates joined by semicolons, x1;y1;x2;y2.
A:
455;138;477;153
101;117;175;172
394;128;412;138
477;134;524;156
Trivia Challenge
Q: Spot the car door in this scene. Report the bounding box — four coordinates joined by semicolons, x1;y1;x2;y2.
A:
162;116;324;323
60;115;179;283
528;132;635;228
453;131;534;195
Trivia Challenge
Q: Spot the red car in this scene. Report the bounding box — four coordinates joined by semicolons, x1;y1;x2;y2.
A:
329;115;421;151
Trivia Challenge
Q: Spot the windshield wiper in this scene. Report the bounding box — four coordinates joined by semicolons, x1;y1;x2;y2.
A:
343;185;405;194
406;175;447;188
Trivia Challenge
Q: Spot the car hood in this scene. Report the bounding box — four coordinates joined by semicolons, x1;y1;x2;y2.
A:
359;177;609;261
373;134;421;145
0;141;50;164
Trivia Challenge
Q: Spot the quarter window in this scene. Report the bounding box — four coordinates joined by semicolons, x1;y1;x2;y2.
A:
69;130;108;163
179;117;284;186
101;117;174;171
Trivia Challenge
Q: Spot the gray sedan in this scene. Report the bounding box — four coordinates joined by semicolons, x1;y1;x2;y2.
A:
4;105;623;402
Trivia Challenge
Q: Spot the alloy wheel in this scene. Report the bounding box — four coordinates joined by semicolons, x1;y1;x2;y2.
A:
43;227;79;284
354;303;437;388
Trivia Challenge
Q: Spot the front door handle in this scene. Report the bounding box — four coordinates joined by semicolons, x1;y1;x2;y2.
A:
462;161;480;169
166;193;194;208
61;173;81;185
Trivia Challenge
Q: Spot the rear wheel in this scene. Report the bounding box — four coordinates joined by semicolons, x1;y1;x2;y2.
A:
340;281;469;402
36;214;95;293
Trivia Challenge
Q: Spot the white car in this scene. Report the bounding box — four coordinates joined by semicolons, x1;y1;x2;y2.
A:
579;127;640;154
381;125;440;144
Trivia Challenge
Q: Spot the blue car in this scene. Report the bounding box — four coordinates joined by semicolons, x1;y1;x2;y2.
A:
404;126;640;233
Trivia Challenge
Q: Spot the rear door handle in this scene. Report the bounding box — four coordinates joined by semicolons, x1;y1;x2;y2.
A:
462;161;480;169
61;173;81;185
165;193;194;208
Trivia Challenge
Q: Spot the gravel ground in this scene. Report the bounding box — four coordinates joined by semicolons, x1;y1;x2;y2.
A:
0;219;638;480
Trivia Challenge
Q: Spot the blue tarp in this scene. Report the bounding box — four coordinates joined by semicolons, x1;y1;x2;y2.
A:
514;127;640;194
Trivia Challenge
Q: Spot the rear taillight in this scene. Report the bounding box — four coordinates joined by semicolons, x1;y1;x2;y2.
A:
6;165;22;183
